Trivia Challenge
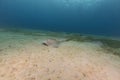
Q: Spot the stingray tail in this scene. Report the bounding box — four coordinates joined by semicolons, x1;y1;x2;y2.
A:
59;38;71;43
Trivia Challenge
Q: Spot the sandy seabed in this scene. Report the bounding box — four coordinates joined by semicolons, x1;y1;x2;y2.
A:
0;29;120;80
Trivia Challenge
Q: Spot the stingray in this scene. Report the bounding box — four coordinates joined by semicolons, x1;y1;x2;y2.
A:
42;38;70;48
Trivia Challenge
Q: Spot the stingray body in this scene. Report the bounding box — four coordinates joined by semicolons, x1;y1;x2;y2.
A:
42;38;70;48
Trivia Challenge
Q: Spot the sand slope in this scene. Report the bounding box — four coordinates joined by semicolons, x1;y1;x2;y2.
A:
0;30;120;80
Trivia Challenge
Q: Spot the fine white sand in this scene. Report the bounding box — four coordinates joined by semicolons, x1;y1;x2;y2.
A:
0;30;120;80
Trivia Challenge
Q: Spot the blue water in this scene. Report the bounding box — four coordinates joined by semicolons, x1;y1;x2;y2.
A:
0;0;120;37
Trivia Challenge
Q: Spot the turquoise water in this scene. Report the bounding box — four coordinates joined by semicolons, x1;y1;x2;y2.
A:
0;0;120;37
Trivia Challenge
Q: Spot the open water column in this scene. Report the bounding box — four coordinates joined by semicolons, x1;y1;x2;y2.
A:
0;0;120;80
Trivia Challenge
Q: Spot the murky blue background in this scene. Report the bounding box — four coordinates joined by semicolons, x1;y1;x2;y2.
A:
0;0;120;37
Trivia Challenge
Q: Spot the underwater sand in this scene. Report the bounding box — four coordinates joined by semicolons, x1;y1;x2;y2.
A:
0;28;120;80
